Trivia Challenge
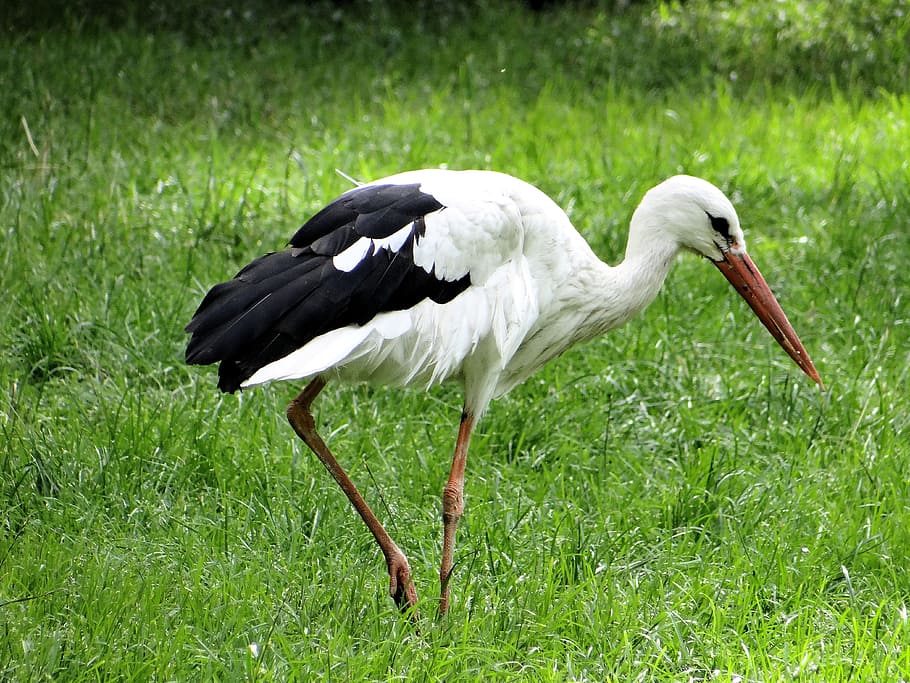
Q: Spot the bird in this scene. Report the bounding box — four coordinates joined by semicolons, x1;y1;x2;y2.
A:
185;169;822;616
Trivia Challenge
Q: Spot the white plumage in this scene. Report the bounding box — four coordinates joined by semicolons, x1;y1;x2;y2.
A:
186;168;821;616
244;170;626;412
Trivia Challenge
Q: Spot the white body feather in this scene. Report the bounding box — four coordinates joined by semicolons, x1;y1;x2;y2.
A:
243;169;694;415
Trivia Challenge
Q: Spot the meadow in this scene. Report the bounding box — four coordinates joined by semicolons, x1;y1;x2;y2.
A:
2;0;909;679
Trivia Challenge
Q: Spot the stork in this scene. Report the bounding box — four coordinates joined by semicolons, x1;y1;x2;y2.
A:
185;169;822;615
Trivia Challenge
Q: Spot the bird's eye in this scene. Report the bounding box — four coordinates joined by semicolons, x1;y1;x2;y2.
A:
706;211;730;238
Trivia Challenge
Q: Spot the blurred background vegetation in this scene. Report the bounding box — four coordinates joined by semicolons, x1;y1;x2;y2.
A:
4;0;908;94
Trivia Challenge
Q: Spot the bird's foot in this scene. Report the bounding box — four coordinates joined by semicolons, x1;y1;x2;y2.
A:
387;553;419;616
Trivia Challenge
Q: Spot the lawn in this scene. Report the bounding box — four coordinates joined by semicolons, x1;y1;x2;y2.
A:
2;0;909;679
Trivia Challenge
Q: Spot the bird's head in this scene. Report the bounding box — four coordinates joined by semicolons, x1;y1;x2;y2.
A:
632;174;745;261
631;175;823;388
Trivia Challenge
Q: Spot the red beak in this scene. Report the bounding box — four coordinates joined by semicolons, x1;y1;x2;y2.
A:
713;248;823;388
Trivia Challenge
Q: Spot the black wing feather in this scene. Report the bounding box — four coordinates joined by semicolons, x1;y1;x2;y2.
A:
290;183;444;246
186;183;470;393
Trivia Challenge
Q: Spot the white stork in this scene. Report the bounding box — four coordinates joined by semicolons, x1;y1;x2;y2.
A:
185;169;822;615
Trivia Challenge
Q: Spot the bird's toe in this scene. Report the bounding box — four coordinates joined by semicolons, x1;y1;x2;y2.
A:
387;554;418;613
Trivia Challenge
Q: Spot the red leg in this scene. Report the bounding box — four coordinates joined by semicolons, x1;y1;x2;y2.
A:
287;377;418;613
439;409;475;615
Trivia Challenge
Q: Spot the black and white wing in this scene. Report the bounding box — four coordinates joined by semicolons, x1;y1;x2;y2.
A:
185;170;532;393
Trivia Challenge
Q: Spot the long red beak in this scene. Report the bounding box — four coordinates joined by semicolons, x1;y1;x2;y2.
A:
713;248;823;388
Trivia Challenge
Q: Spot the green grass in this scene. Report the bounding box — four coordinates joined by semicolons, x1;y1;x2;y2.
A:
2;0;910;679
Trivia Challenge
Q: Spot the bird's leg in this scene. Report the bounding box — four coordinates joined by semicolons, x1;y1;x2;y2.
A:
286;377;418;614
439;409;475;615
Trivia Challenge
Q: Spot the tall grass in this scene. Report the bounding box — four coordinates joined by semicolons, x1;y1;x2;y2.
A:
2;0;909;679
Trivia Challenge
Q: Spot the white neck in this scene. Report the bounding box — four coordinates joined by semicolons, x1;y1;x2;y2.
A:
575;223;680;341
491;218;681;400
